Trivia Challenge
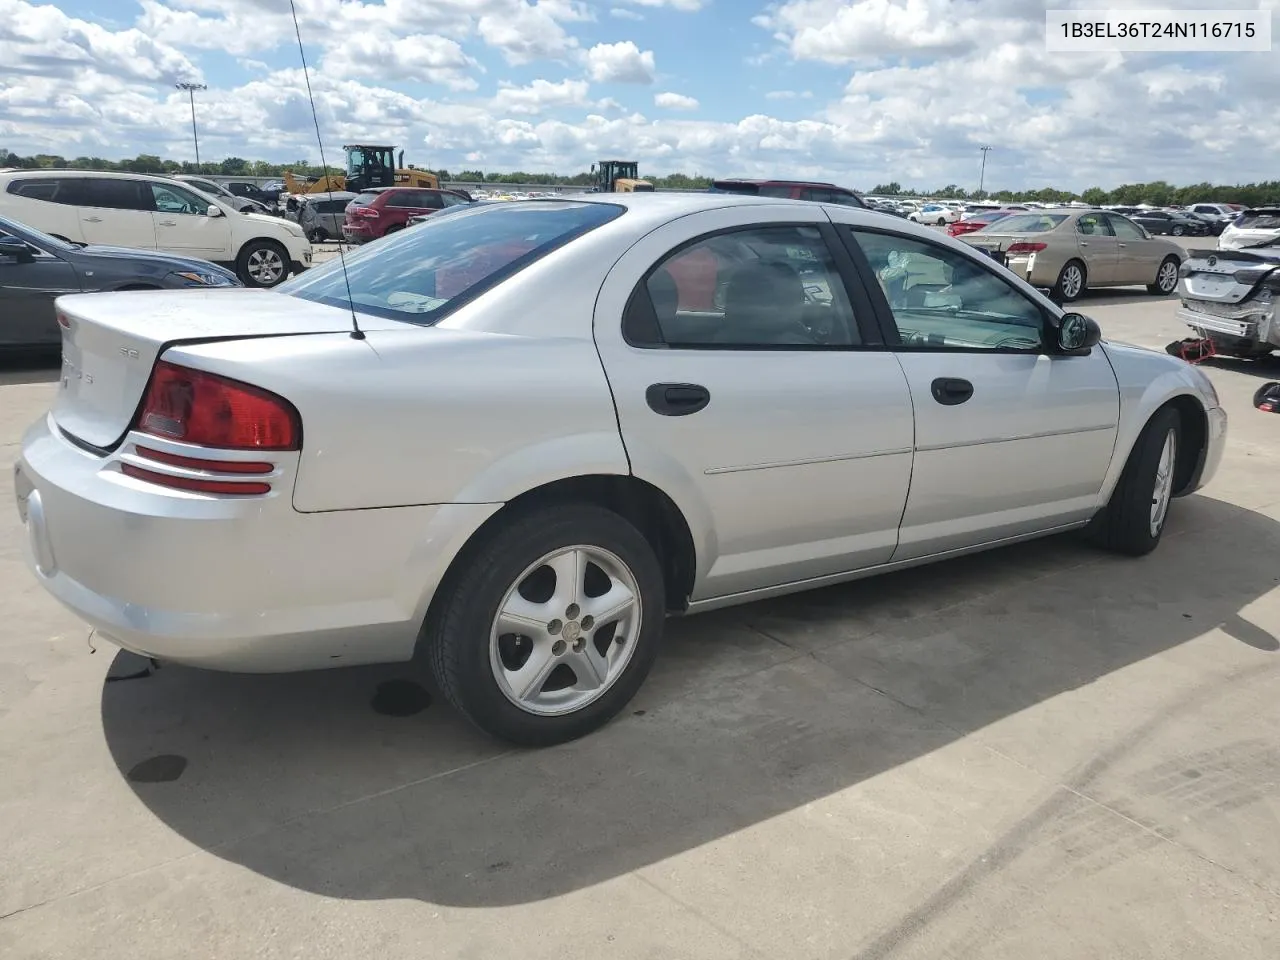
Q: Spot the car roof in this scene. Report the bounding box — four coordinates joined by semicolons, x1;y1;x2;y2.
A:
0;169;212;186
713;178;842;188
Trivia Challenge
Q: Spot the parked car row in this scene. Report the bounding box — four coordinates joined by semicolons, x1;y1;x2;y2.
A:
0;169;311;288
284;186;475;242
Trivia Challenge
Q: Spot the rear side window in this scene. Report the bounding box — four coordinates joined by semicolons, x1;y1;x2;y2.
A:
315;198;349;214
7;179;61;202
386;190;442;209
280;201;624;324
348;192;380;209
82;179;150;211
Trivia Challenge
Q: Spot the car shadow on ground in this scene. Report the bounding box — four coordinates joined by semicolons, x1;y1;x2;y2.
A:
0;350;59;385
100;494;1280;908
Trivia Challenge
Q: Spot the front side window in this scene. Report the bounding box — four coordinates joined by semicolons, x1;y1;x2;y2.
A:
1107;215;1145;239
849;229;1044;351
627;225;861;348
149;183;209;216
280;200;623;324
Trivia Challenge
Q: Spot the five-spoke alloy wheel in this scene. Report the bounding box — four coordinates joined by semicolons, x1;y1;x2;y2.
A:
426;503;665;746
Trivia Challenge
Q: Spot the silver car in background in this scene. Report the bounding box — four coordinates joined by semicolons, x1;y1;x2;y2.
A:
14;194;1226;746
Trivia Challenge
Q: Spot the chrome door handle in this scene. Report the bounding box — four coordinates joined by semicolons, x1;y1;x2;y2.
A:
1117;242;1127;248
157;220;177;227
83;216;102;223
1079;241;1088;246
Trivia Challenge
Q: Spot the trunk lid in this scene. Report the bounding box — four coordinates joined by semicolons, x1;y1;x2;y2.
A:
1179;248;1280;306
52;288;404;449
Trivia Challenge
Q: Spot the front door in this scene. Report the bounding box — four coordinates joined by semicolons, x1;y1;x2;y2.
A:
146;182;233;261
1106;212;1162;284
0;242;81;348
839;224;1120;561
73;178;157;249
1073;211;1118;284
592;205;916;601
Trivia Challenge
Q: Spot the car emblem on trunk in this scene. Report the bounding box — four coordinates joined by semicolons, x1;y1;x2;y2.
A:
1207;256;1218;267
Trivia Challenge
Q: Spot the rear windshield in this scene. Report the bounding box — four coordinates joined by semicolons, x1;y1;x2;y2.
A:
708;182;760;195
279;201;623;324
348;192;382;208
985;213;1068;233
1236;210;1280;230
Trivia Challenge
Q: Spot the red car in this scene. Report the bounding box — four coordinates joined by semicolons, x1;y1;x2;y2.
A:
947;209;1020;237
342;187;473;243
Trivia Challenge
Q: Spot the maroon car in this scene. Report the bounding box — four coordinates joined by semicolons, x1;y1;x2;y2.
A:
341;187;473;243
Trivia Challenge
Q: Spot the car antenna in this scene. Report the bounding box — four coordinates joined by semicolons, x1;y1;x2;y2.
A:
288;0;364;340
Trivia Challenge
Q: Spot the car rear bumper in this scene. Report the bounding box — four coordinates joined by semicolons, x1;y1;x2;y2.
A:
341;224;375;242
13;414;496;672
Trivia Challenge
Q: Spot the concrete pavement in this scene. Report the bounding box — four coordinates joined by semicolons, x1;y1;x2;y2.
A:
1;288;1277;959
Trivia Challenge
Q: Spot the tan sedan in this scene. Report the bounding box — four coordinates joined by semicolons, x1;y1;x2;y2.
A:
960;208;1184;302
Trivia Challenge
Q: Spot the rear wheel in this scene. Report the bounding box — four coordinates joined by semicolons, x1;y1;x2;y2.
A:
236;239;290;288
1172;224;1184;236
383;223;405;236
426;503;665;746
1086;407;1181;556
1148;256;1180;295
1052;259;1086;302
935;217;946;226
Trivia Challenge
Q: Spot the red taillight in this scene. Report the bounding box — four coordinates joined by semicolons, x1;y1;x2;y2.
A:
56;310;71;329
1006;241;1048;254
134;445;272;474
349;206;380;219
135;361;300;450
120;463;271;496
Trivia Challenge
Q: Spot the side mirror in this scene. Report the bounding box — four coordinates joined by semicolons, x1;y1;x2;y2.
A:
1253;382;1280;412
0;238;33;262
1056;312;1101;354
206;205;223;218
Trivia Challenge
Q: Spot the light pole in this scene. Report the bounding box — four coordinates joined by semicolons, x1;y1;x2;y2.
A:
175;81;208;171
978;145;992;198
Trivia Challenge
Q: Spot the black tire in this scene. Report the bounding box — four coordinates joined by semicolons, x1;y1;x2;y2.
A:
425;503;666;747
935;217;946;226
236;239;290;288
383;223;405;236
1147;255;1181;296
1172;225;1184;236
1052;259;1087;303
1086;407;1181;556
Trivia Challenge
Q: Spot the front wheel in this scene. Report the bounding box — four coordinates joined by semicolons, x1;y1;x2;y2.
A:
1052;259;1086;302
936;217;946;226
236;240;290;288
425;503;666;746
1172;225;1185;236
1148;256;1180;295
1086;407;1181;556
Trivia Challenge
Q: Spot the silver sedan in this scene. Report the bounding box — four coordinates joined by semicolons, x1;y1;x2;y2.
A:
14;194;1227;745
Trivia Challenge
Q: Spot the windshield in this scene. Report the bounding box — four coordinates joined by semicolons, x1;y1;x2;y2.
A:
279;201;623;323
0;215;77;252
983;213;1068;233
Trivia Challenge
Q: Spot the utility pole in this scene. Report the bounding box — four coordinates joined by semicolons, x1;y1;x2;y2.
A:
175;81;208;171
978;145;992;198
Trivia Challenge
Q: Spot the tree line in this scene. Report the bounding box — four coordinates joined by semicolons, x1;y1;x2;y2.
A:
3;151;1277;204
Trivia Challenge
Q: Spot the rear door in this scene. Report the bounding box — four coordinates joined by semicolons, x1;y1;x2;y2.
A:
0;239;81;348
592;204;916;601
385;189;443;229
838;222;1119;560
73;178;157;249
146;181;233;260
1073;211;1118;284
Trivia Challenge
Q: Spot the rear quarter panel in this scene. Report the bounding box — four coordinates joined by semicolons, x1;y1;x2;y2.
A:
165;327;630;513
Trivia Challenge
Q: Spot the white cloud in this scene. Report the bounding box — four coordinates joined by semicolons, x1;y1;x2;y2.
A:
584;40;656;83
620;0;706;9
492;78;593;114
655;91;699;110
765;89;814;100
322;33;480;89
610;7;644;19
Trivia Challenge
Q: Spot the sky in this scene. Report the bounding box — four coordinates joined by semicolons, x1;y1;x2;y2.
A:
0;0;1276;192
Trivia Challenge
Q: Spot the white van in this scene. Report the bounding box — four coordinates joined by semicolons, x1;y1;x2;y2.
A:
0;170;311;288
